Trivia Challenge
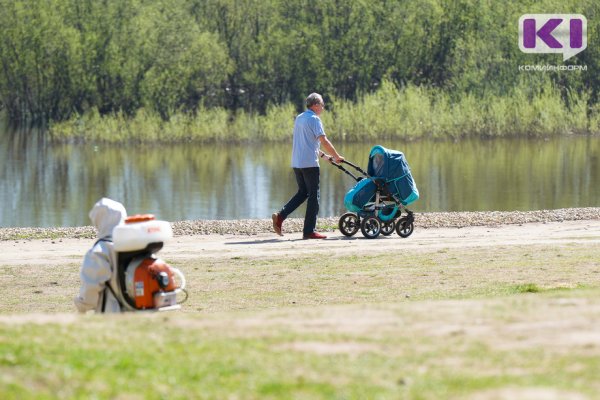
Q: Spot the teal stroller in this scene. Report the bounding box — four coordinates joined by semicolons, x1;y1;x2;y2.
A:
322;145;419;239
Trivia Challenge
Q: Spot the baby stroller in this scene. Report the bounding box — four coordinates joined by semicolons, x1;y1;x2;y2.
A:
322;145;419;239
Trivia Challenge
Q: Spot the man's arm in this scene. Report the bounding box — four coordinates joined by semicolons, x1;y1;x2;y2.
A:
319;135;344;163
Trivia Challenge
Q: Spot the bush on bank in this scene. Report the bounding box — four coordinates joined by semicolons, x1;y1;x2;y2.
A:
50;81;600;143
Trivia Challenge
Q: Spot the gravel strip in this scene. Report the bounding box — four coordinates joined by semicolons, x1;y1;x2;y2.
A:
1;207;599;241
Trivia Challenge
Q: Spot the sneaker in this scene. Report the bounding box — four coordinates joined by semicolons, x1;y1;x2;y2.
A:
272;212;283;236
303;232;327;240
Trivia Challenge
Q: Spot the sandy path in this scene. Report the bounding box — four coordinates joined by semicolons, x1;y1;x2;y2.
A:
2;220;599;268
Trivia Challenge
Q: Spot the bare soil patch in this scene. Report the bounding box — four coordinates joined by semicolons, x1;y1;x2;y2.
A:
1;219;598;268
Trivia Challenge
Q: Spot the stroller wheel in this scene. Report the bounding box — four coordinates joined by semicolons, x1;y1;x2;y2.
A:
361;216;381;239
396;216;414;238
338;213;360;237
381;220;395;236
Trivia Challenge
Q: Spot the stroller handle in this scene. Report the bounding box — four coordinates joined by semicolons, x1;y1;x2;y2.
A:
319;151;369;178
319;150;337;163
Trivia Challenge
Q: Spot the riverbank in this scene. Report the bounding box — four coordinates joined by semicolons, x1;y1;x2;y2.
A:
1;207;599;241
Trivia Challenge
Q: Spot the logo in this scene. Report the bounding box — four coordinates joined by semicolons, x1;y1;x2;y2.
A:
519;14;587;61
135;281;144;297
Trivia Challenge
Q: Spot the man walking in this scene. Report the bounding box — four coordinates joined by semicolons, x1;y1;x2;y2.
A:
272;93;344;239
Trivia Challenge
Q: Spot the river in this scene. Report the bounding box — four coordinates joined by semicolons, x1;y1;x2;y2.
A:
1;128;598;227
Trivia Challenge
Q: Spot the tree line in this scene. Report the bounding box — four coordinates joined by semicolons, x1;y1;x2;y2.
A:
0;0;597;125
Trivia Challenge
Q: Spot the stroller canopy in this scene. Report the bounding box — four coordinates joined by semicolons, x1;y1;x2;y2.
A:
368;145;411;179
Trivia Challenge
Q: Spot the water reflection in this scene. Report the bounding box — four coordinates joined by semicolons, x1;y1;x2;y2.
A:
1;129;599;227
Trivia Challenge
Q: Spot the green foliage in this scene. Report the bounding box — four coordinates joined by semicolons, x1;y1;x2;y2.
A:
50;78;598;142
136;0;230;118
0;0;84;122
0;0;231;122
1;0;600;137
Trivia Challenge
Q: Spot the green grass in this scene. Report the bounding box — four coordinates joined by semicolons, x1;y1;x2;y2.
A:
2;295;600;399
1;242;600;398
512;283;542;293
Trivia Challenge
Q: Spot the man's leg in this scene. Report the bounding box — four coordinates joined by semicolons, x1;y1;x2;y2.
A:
302;167;320;236
276;168;309;224
281;168;309;218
